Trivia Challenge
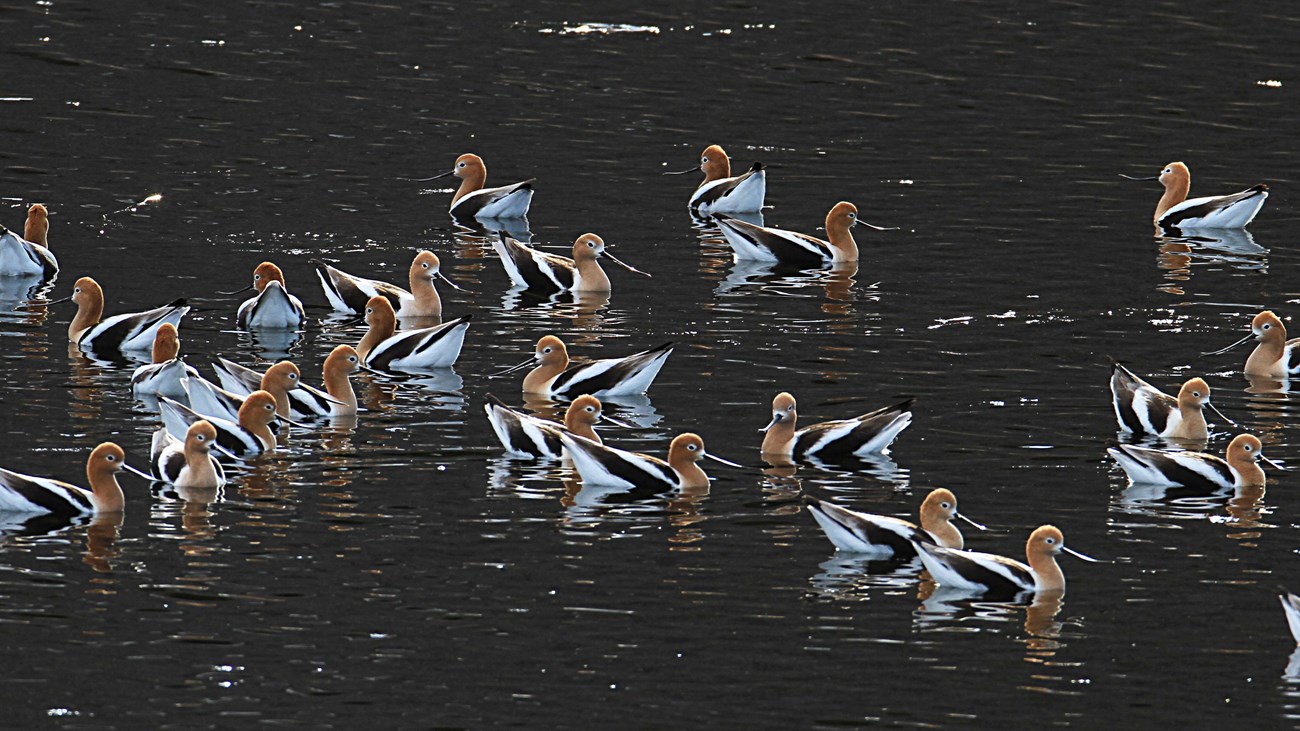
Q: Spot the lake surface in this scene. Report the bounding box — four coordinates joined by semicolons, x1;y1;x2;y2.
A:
4;0;1300;727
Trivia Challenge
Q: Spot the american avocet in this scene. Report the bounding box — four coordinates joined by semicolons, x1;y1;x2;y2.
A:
560;432;742;490
0;442;151;517
186;361;303;421
130;323;198;400
804;488;985;556
1204;311;1300;378
1110;362;1232;441
159;390;280;458
357;296;469;371
150;420;227;489
485;393;625;458
0;204;57;279
229;262;306;329
913;525;1099;596
1281;590;1300;644
317;251;461;317
667;144;766;214
55;276;189;351
491;232;650;293
494;335;673;398
212;348;357;418
760;392;913;461
1123;162;1268;229
425;153;534;220
1108;433;1282;490
714;201;892;266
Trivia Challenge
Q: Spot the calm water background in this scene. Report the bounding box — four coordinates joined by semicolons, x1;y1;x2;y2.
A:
4;0;1300;727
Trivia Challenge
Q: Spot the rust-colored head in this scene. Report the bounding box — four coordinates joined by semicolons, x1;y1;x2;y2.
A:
87;442;127;483
1225;434;1273;486
151;322;181;364
238;390;280;428
24;203;49;246
564;394;604;438
668;433;707;467
1252;310;1286;341
535;335;569;367
918;488;964;550
452;153;486;180
68;276;105;340
325;344;361;378
262;361;300;389
1158;162;1191;191
1152;162;1192;222
760;392;799;455
699;144;731;183
252;262;287;293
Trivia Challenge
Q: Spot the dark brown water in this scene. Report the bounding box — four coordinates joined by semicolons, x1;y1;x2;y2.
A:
5;1;1300;727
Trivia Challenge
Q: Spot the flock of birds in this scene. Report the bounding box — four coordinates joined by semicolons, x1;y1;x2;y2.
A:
2;145;1296;634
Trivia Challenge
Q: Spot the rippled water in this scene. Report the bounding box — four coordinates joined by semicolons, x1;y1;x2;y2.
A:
5;0;1300;726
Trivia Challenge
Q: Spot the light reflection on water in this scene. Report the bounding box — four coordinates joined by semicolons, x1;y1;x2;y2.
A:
4;0;1300;726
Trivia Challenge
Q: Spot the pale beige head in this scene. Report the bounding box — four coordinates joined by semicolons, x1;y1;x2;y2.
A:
185;420;219;456
1176;378;1211;409
571;233;607;263
411;251;442;282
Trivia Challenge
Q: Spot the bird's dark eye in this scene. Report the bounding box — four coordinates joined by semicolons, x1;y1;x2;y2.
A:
106;454;117;462
198;435;206;442
543;347;552;354
941;502;951;509
349;356;357;363
1045;537;1056;545
688;444;698;451
457;162;465;169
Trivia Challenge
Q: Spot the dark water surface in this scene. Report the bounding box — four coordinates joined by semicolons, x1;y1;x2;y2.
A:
5;0;1300;727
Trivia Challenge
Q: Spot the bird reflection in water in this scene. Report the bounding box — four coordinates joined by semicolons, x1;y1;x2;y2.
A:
1154;227;1267;296
497;287;612;331
82;511;124;575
